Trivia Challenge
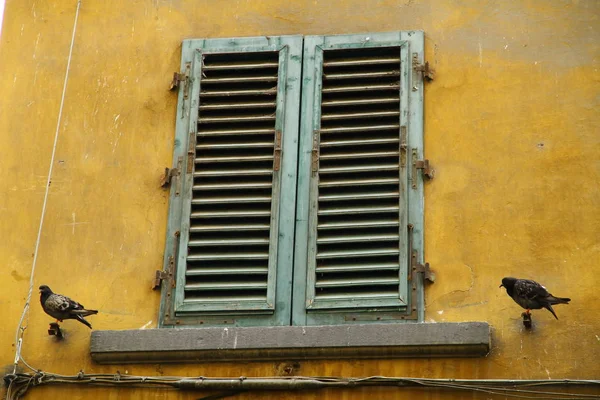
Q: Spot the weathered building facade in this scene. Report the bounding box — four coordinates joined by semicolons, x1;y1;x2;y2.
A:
1;0;598;399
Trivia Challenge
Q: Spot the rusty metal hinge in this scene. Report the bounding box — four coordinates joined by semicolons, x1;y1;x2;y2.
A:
412;52;435;82
411;250;435;283
160;167;179;188
415;159;434;179
411;148;434;188
152;252;177;290
153;230;180;291
152;270;169;290
414;61;435;81
311;131;319;175
273;130;282;171
169;62;191;99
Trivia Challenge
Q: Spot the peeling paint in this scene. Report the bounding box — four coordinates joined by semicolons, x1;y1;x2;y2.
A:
140;320;153;329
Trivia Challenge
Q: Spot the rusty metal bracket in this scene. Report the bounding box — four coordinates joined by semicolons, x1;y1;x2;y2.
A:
152;270;169;290
160;167;179;188
170;63;191;99
170;72;186;90
411;149;435;189
273;130;282;172
411;250;435;283
412;52;435;82
162;231;180;325
415;159;435;179
414;61;435;81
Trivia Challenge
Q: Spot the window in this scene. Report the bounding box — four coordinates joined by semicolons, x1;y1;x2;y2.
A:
159;32;426;328
93;32;490;363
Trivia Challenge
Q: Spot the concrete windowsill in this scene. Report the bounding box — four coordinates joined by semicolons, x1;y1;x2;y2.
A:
90;322;490;364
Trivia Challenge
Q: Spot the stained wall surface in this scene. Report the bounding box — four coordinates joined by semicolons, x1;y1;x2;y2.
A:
0;0;598;399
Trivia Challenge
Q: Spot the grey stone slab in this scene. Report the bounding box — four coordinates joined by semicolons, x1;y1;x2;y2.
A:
91;322;490;363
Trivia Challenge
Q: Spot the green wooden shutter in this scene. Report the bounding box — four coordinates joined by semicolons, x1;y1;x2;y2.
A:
293;32;425;325
161;36;302;327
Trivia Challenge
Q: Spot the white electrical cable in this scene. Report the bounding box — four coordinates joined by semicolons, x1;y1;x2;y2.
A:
12;0;82;374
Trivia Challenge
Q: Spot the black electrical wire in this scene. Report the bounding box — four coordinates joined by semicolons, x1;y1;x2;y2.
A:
4;372;599;400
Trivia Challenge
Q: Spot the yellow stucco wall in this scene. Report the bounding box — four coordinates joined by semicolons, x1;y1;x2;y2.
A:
1;0;598;398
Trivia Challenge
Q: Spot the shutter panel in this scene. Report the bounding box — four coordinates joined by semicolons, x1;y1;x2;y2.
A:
294;32;424;325
164;36;302;326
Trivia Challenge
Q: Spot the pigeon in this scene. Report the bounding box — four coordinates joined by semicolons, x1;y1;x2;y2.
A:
39;285;98;329
499;277;570;320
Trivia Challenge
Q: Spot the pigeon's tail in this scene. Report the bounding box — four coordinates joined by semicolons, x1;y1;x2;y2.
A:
544;304;559;320
72;309;98;317
75;315;93;329
548;296;570;305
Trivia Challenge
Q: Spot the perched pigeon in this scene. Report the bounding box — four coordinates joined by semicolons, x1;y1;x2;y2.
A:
499;277;570;320
39;285;98;329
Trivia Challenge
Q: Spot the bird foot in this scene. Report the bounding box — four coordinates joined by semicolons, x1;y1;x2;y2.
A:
521;312;532;329
48;322;63;338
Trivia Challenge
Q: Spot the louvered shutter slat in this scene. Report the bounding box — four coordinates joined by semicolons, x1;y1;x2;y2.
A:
316;292;398;301
324;71;400;80
319;178;398;187
319;191;399;201
321;97;399;107
315;262;399;273
320;151;399;160
317;234;399;244
323;56;399;67
200;88;277;97
187;267;268;276
320;164;399;174
194;170;272;178
200;101;276;110
198;128;275;136
190;224;270;232
201;75;278;84
317;220;399;230
192;196;272;204
188;238;270;246
203;61;279;70
317;248;400;259
321;110;399;120
322;84;400;94
187;253;269;261
185;282;268;290
315;277;399;288
319;124;399;133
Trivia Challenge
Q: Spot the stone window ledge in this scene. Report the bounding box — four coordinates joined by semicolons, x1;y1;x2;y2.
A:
90;322;490;364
